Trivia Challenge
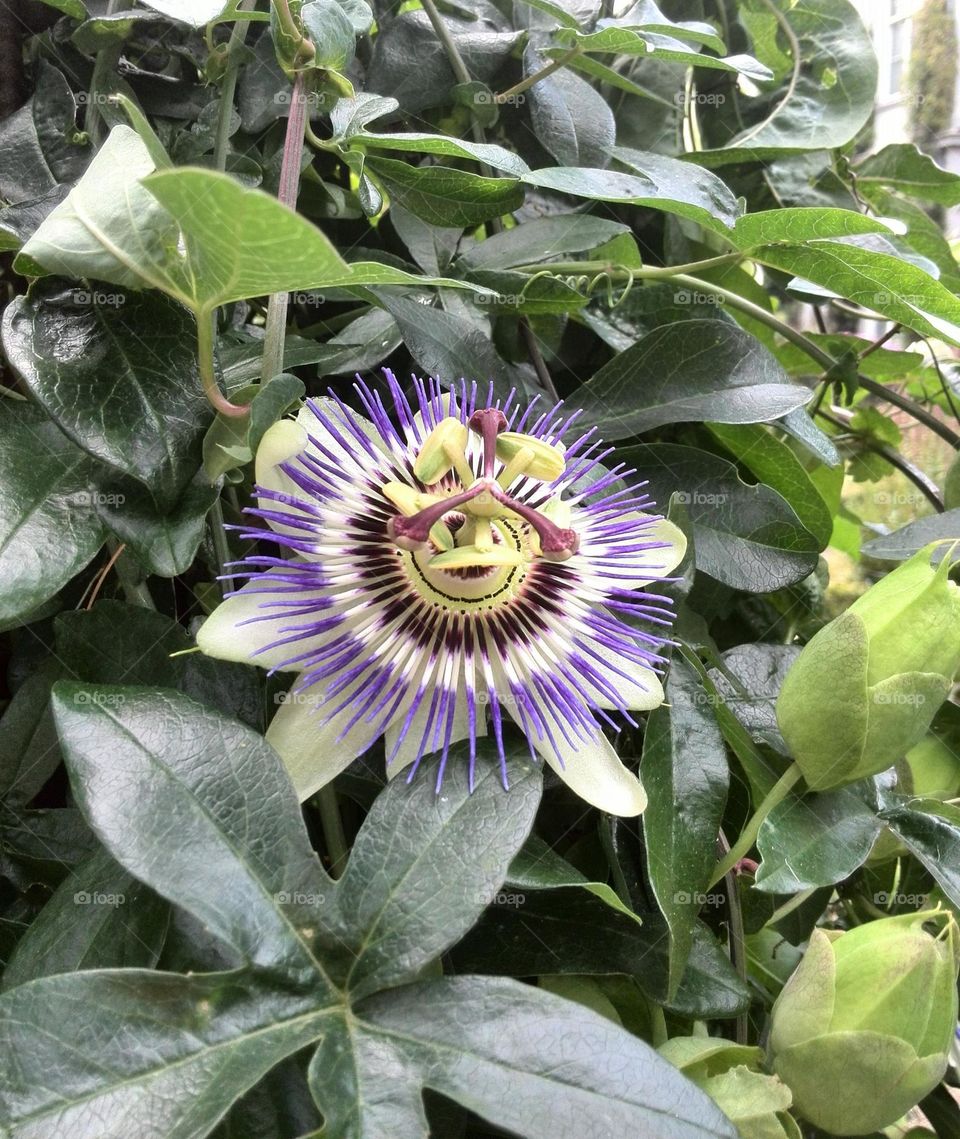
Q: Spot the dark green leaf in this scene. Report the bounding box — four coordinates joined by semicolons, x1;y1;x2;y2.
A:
0;661;64;807
861;510;960;560
696;0;876;164
457;215;629;270
367;156;524;227
3;282;210;510
374;293;529;398
341;976;738;1138
520;166;736;233
621;443;820;591
0;62;87;204
0;403;106;624
2;846;169;989
51;684;332;981
337;743;541;998
707;423;834;547
0;970;331;1139
880;798;960;908
95;473;221;578
578;319;808;437
523;43;615;167
613;147;741;230
854;143;960;206
641;659;729;993
755;783;882;893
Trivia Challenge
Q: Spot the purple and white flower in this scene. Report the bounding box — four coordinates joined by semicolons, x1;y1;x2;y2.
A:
197;372;686;816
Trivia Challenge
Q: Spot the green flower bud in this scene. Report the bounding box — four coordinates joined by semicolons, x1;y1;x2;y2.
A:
776;543;960;791
770;911;959;1135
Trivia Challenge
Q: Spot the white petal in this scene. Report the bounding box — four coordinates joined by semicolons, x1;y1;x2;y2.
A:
533;722;647;816
195;579;334;672
266;682;381;801
581;511;687;592
297;398;389;470
383;682;487;779
590;661;665;712
255;418;311;536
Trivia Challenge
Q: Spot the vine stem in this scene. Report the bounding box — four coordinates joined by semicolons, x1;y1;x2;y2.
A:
664;272;960;450
212;0;257;171
197;309;247;417
496;47;581;102
707;763;803;889
718;830;749;1045
260;69;310;383
85;0;130;147
318;783;349;878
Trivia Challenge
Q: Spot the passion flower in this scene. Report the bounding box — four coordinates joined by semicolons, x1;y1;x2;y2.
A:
197;373;686;815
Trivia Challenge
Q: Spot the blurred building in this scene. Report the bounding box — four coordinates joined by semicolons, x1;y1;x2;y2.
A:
852;0;960;236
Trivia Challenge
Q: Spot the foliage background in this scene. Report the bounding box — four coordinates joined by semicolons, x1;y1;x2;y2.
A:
1;0;960;1136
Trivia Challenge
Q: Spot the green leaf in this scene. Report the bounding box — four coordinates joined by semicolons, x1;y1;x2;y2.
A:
2;846;168;989
707;423;835;547
457;215;629;270
0;187;68;253
520;166;736;233
613;147;741;231
578;319;807;438
755;783;882;893
366;156;524;227
337;742;541;999
373;292;529;398
696;0;876;164
94;473;221;578
880;798;960;908
861;510;960;561
506;834;641;921
731;207;890;249
0;969;331;1139
854;143;960;206
324;976;738;1139
641;659;729;994
3;282;210;511
0;403;106;624
621;443;820;592
51;684;332;982
739;228;960;345
450;889;748;1018
0;62;88;204
338;123;529;177
17;125;181;292
523;43;615;168
0;661;63;807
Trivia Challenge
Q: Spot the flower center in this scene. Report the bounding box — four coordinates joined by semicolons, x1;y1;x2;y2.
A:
383;411;578;599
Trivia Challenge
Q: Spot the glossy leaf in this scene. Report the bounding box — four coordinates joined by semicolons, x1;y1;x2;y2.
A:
51;684;332;981
641;659;729;993
337;742;541;998
755;783;882;893
578;319;807;438
0;404;106;624
367;157;524;227
3;282;210;511
861;510;960;561
880;798;960;908
620;443;820;591
348;976;739;1139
